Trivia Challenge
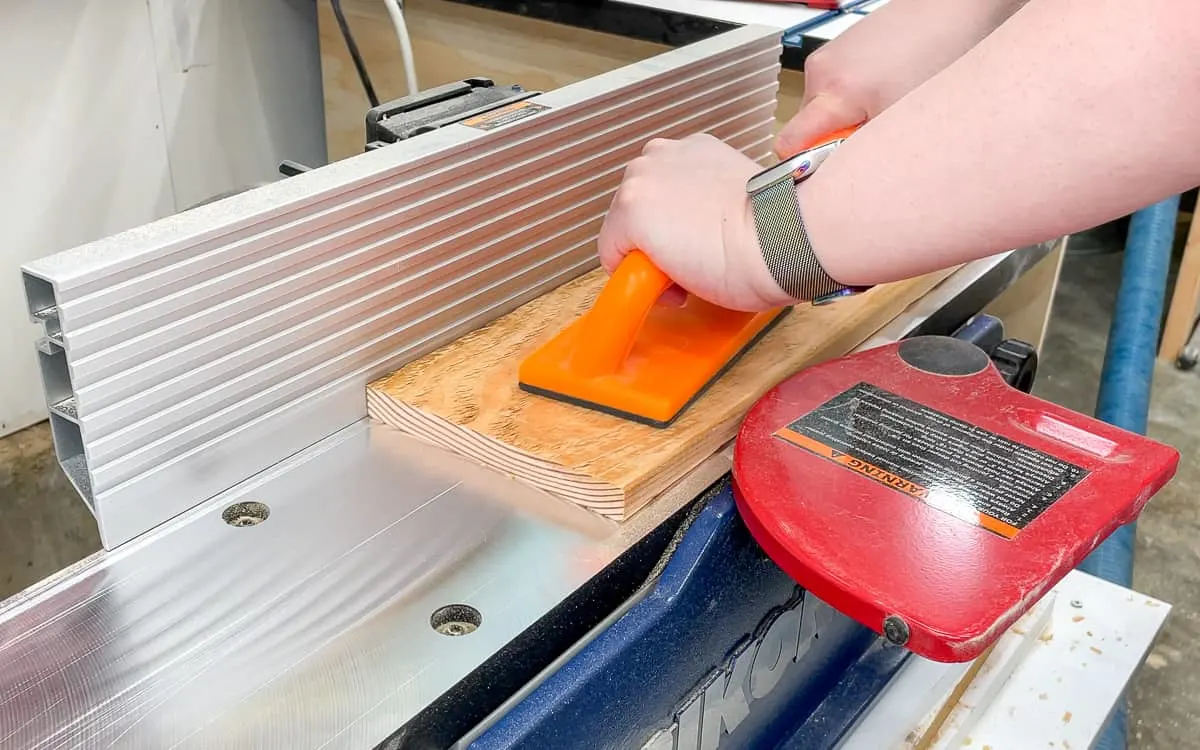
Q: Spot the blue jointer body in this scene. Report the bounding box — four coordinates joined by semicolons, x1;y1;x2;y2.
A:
470;483;909;750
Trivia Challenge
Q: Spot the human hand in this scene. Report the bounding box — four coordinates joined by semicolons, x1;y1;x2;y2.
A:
774;49;871;159
596;133;791;312
775;0;1024;158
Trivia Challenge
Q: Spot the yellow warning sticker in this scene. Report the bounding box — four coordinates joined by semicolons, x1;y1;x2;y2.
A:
461;101;550;131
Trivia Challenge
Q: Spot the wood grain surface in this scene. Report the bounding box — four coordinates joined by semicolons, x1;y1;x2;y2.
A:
367;263;957;520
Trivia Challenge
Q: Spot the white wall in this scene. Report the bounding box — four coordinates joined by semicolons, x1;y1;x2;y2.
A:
0;0;327;437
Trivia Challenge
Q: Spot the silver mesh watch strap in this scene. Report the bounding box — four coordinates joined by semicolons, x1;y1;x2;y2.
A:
750;179;846;301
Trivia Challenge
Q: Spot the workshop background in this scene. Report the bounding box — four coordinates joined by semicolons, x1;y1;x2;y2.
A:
1;1;1197;748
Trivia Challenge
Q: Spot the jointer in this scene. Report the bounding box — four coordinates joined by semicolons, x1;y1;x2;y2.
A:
0;26;1176;750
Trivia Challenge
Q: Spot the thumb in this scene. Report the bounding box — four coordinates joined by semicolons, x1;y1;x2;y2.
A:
774;92;867;158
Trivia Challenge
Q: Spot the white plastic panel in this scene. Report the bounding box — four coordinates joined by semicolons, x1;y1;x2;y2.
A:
0;0;326;438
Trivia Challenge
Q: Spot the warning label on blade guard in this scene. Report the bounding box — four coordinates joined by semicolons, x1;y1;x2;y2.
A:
461;101;549;131
774;382;1089;540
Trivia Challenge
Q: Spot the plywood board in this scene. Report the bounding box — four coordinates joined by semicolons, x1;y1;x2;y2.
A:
367;261;956;520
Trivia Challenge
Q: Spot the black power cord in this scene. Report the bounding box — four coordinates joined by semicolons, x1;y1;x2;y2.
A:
331;0;380;108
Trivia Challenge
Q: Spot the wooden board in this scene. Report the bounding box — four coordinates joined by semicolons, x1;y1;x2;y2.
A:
1159;211;1200;364
367;262;956;521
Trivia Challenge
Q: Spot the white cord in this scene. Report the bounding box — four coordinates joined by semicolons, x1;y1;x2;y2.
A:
383;0;419;97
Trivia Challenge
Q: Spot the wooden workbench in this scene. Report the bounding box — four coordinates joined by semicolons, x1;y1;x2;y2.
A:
316;0;805;162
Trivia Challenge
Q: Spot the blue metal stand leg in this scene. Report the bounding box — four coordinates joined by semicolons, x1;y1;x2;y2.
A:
1078;197;1179;750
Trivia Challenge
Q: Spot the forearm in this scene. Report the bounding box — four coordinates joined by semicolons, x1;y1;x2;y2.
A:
799;0;1200;286
810;0;1028;111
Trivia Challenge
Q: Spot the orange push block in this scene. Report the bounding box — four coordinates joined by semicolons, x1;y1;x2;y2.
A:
518;250;788;427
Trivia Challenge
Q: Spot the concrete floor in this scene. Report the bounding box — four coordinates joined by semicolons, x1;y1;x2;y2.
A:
0;418;99;596
0;227;1197;746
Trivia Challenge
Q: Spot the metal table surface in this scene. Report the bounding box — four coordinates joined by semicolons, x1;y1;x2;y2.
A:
0;241;1055;749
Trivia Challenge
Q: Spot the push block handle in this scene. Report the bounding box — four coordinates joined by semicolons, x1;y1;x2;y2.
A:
571;250;676;376
570;122;862;377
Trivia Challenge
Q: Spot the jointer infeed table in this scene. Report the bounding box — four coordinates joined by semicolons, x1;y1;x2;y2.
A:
1;25;1168;750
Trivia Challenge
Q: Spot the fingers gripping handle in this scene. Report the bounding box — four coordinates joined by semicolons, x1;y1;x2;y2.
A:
565;126;862;379
572;250;673;376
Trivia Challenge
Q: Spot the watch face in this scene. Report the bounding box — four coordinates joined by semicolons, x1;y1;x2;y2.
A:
747;140;844;195
747;159;800;194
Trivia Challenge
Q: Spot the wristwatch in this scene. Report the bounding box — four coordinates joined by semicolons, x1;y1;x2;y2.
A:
746;125;869;305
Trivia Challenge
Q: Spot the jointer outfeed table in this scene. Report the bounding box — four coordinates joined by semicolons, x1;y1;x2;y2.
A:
1;26;1172;750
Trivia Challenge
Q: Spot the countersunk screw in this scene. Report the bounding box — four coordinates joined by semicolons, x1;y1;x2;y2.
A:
221;501;270;527
883;615;910;646
431;604;482;636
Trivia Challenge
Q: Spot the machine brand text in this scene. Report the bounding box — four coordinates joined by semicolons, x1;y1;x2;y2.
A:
639;591;835;750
